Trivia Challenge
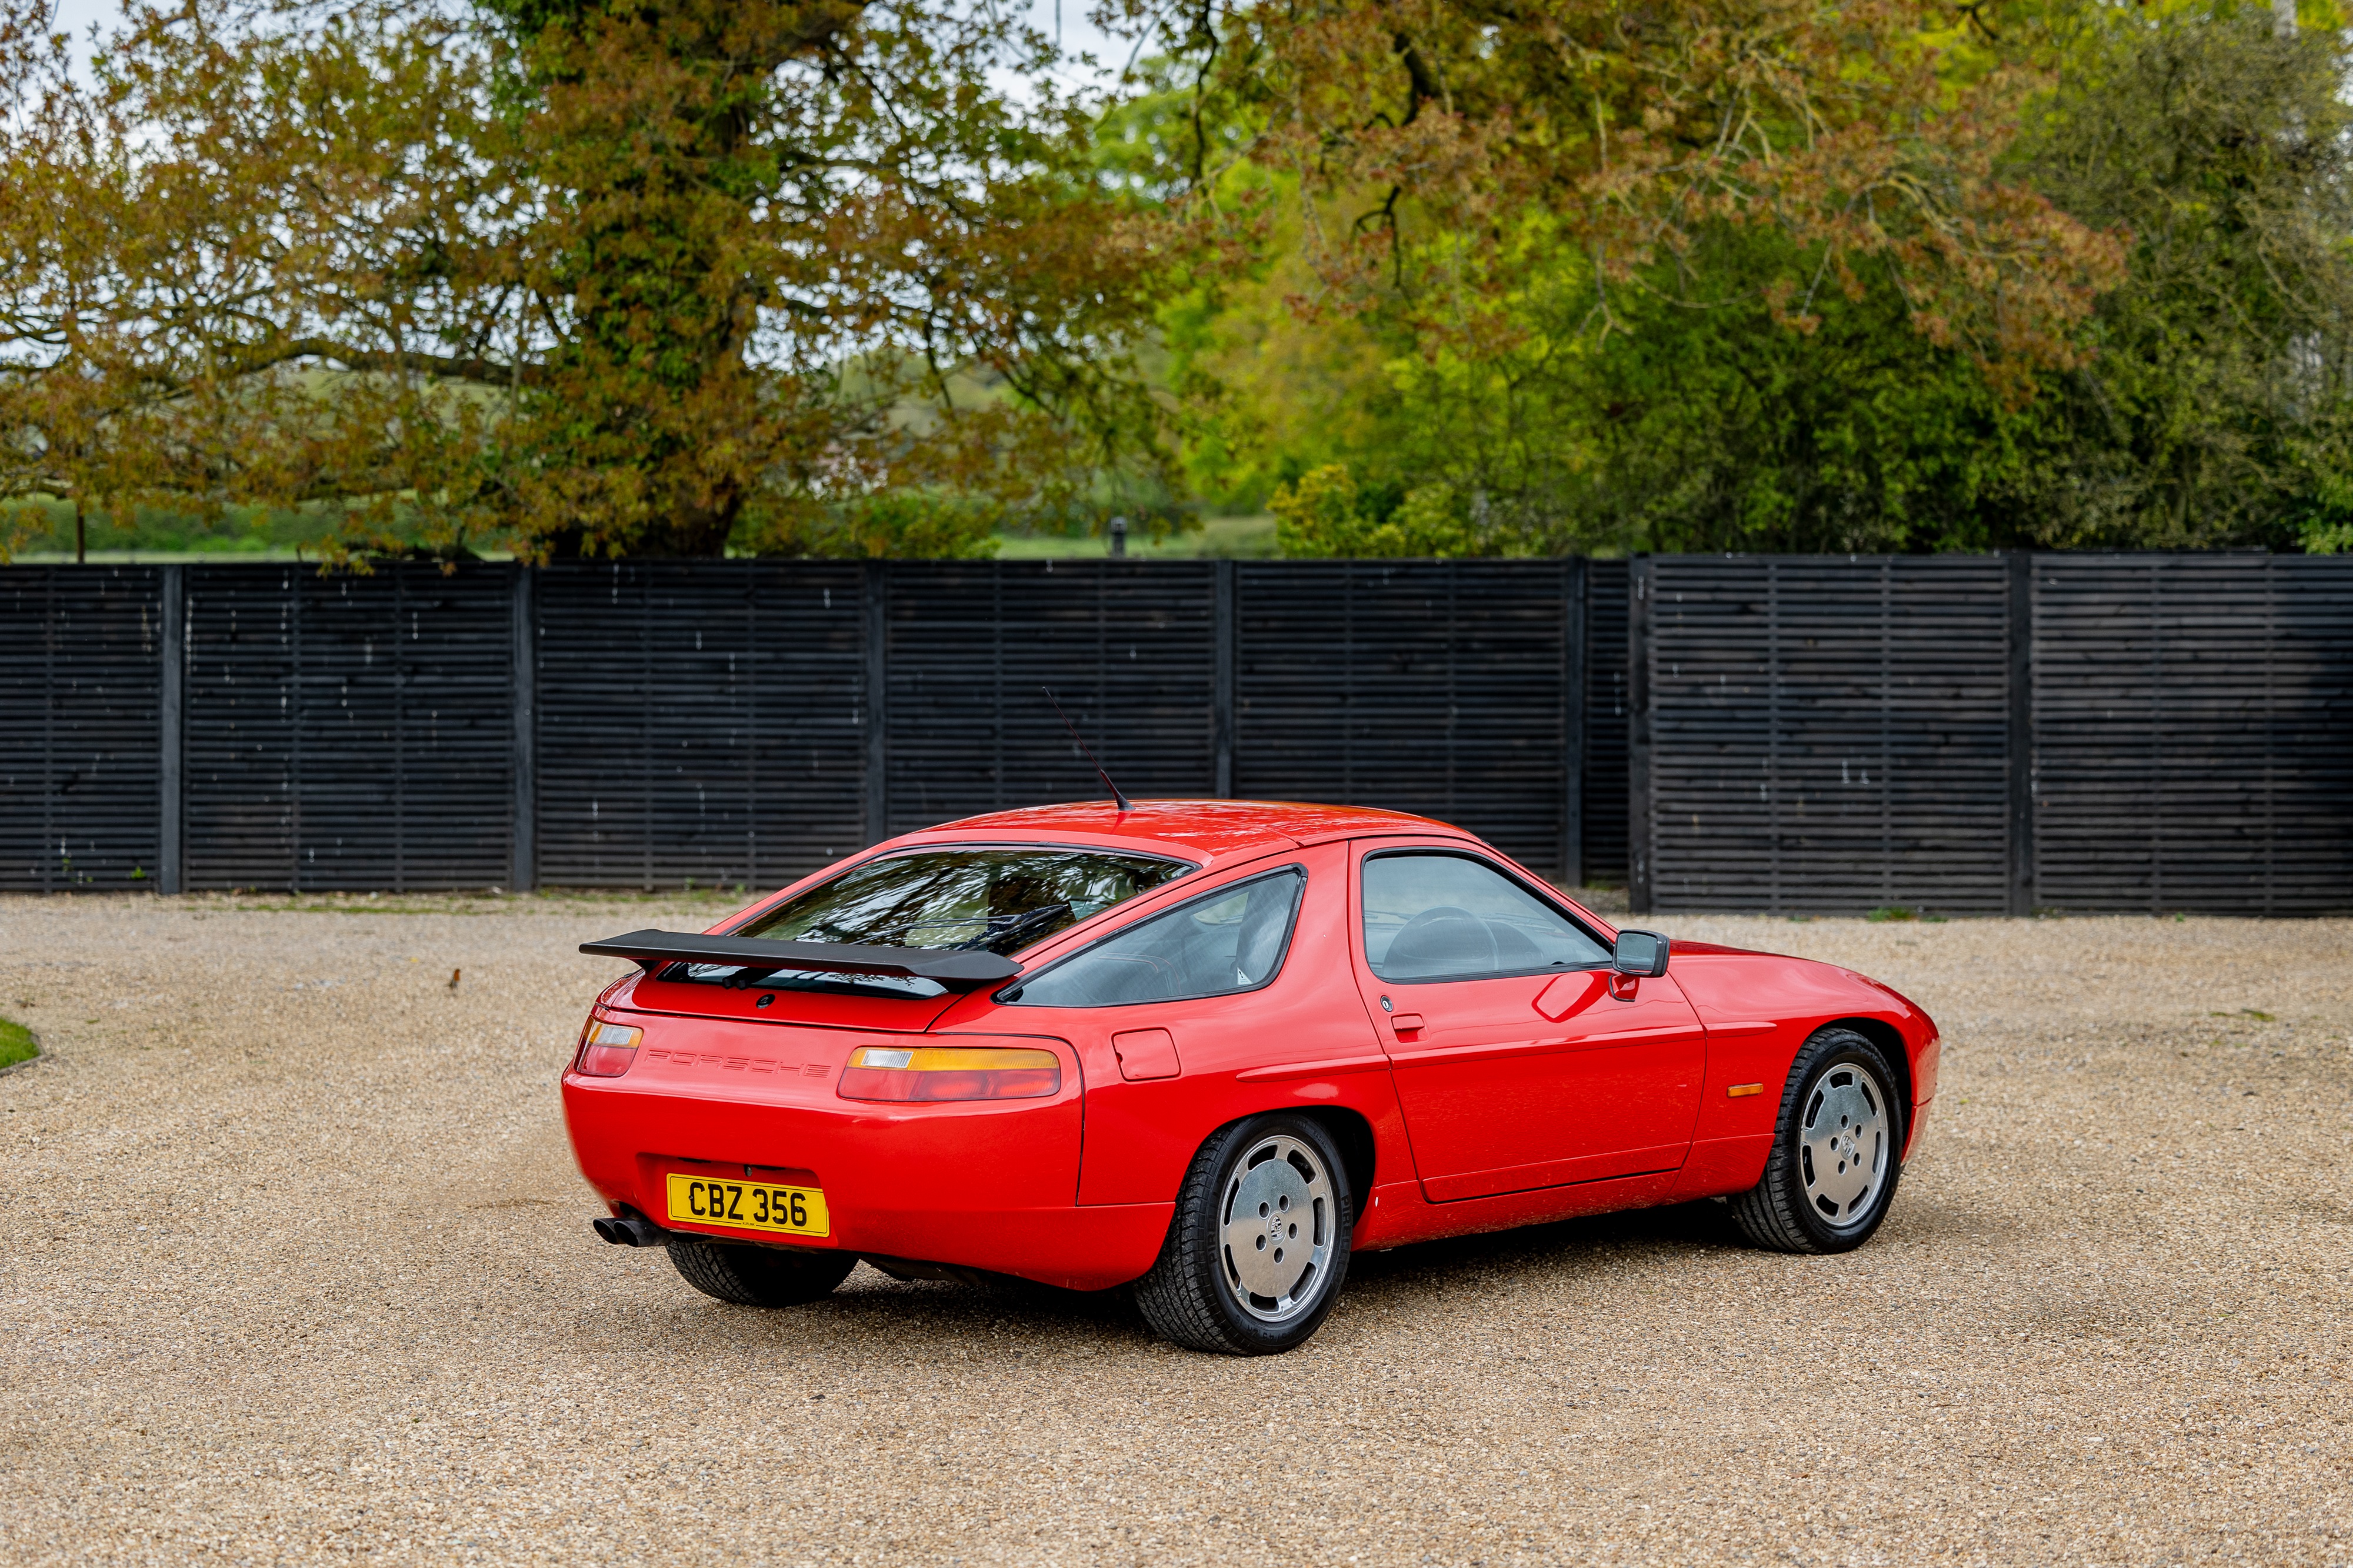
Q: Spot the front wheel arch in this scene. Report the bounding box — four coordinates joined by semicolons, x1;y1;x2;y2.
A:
1822;1015;1913;1118
1728;1026;1905;1255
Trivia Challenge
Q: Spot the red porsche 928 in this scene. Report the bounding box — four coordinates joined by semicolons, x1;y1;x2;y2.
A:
564;800;1939;1355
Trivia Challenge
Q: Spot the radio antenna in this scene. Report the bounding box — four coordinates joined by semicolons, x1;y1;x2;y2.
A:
1041;686;1133;813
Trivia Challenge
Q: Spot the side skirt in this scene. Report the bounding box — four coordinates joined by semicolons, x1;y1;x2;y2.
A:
1352;1170;1681;1252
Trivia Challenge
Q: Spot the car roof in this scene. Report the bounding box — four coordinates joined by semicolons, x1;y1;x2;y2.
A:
891;799;1475;868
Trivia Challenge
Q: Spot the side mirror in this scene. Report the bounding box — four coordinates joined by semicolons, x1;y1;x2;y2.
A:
1612;929;1670;978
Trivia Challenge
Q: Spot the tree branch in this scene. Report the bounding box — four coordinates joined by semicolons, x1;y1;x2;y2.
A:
226;337;547;388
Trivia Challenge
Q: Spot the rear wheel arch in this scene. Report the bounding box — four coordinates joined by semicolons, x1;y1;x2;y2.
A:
1177;1102;1375;1222
1290;1105;1375;1222
1135;1110;1357;1353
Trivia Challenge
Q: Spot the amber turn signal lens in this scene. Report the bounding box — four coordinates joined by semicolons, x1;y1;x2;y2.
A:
573;1022;643;1077
837;1045;1061;1103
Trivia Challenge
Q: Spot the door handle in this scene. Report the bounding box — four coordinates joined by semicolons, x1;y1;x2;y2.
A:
1390;1013;1425;1037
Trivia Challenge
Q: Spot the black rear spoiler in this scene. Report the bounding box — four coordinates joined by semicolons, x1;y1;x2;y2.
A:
578;929;1019;990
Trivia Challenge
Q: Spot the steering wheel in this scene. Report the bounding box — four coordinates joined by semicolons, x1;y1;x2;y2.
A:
1384;905;1497;976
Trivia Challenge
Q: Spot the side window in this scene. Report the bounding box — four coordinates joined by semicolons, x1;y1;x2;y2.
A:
1362;852;1611;982
1005;868;1307;1008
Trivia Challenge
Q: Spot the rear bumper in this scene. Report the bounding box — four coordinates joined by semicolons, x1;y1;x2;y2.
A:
561;1074;1171;1292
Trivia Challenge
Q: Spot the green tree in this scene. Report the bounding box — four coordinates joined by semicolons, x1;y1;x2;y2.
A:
1269;463;1479;556
1115;1;2353;556
2007;3;2353;549
1;0;1176;560
1542;228;2054;553
0;9;224;558
1103;0;2131;553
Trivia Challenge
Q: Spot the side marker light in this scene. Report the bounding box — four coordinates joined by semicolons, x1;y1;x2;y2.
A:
1727;1082;1765;1097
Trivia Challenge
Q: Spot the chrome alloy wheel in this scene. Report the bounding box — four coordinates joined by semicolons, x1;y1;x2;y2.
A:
1218;1133;1335;1323
1799;1062;1890;1227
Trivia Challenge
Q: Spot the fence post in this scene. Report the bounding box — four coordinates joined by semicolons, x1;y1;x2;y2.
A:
38;570;54;893
1627;555;1653;917
286;567;303;893
863;561;890;843
2006;552;2034;916
2148;559;2164;916
1213;561;1236;798
393;569;408;895
1562;558;1587;889
158;565;184;894
510;566;536;893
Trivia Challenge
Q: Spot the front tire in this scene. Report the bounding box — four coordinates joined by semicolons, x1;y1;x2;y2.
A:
1135;1114;1354;1355
1728;1027;1905;1255
666;1235;858;1307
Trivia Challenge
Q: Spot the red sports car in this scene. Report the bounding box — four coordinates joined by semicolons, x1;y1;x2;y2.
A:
564;800;1939;1355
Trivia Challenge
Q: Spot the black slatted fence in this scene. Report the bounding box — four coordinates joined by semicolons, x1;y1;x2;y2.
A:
1632;556;2015;915
1629;552;2353;915
532;562;866;890
878;562;1221;835
2031;555;2353;915
179;565;517;893
5;554;2346;911
1232;561;1587;880
0;566;164;890
1581;559;1631;883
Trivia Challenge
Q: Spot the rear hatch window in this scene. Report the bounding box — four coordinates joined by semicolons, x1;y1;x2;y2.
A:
633;846;1196;1025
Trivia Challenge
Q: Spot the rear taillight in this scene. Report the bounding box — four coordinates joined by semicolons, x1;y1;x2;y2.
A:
837;1046;1061;1103
572;1022;642;1077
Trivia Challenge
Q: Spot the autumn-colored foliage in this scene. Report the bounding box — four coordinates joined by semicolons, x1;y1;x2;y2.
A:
6;0;2351;559
1127;0;2353;554
1134;0;2128;387
3;0;1178;559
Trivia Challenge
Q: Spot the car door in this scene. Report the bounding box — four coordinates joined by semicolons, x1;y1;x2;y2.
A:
1350;843;1707;1203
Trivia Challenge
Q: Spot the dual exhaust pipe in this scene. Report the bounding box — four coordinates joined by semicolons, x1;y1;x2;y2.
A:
592;1212;668;1247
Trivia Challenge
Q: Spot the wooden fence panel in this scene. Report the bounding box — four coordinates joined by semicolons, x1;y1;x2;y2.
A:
534;562;865;891
1234;561;1583;879
0;566;164;891
879;562;1218;838
2033;555;2353;915
8;555;2340;910
1640;555;2015;915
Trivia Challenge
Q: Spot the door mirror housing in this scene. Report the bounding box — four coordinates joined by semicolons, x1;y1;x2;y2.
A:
1612;929;1670;978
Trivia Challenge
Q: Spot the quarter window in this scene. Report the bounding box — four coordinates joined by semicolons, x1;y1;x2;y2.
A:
1006;868;1307;1007
1361;852;1611;982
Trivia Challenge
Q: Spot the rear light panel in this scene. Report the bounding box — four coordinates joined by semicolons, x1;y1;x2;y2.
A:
837;1045;1061;1103
572;1022;643;1077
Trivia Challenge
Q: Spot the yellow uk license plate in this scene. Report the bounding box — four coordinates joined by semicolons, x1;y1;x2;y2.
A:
665;1173;830;1239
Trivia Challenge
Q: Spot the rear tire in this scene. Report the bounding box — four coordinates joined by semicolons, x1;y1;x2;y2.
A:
1134;1113;1353;1355
666;1235;857;1307
1728;1026;1905;1255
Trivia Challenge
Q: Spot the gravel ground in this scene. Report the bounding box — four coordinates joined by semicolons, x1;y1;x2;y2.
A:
3;895;2349;1567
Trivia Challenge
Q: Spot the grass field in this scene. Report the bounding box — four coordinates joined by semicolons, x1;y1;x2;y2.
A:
993;515;1279;559
6;516;1284;565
